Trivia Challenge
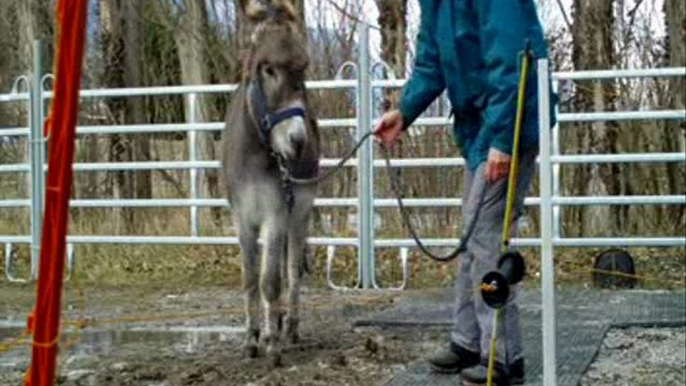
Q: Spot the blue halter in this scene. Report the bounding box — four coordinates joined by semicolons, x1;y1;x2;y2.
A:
250;76;307;147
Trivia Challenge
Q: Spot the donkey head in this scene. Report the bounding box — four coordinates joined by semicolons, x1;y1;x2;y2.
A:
242;0;311;162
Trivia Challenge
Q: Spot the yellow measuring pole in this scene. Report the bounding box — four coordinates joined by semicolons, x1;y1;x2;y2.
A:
486;47;530;386
501;51;530;254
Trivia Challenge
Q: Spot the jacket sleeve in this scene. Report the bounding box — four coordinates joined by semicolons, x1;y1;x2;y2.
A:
398;1;445;130
476;0;547;154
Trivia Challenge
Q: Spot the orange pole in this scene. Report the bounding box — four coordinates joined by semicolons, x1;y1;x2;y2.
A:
25;1;89;385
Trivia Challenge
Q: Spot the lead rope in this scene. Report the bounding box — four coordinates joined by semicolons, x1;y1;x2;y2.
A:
486;44;531;386
285;132;487;263
379;143;488;262
286;131;375;186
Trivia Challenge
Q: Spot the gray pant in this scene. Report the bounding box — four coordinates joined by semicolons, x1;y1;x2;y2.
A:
451;149;537;366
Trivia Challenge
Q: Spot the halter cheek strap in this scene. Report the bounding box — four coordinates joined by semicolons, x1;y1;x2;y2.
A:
248;75;307;214
249;77;307;147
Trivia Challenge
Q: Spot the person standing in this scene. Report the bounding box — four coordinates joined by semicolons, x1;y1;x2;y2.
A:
373;0;557;384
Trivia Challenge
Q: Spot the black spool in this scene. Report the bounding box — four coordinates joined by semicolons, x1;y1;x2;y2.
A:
592;248;637;289
480;251;526;309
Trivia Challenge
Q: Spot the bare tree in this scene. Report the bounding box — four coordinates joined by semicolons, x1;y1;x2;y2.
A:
100;0;153;232
293;0;307;36
171;0;222;226
375;0;407;110
571;0;620;236
15;0;53;73
663;0;686;225
665;0;685;122
17;0;36;76
123;0;152;199
235;0;254;72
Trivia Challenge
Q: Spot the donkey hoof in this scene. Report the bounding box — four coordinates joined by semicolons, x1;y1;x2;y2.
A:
269;351;283;368
277;313;284;333
285;327;299;344
286;330;299;344
285;317;299;344
244;343;259;359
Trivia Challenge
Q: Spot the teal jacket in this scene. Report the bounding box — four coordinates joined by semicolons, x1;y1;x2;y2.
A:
399;0;557;170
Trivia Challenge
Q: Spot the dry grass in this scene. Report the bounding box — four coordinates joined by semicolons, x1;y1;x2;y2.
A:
1;203;683;291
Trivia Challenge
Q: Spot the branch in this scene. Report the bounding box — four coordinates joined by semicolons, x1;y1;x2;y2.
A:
154;168;188;198
626;0;646;29
323;0;380;31
554;0;573;31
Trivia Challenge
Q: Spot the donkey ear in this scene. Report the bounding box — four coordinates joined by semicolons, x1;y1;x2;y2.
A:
273;0;298;20
244;0;298;22
243;0;269;22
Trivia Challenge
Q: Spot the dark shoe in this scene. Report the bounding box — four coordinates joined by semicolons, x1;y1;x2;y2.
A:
460;358;525;386
508;358;525;385
460;362;508;386
427;342;480;374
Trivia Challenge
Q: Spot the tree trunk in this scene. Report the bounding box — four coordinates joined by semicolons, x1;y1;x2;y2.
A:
376;0;407;110
663;0;686;226
123;0;152;199
665;0;685;143
571;0;620;236
174;0;221;227
100;0;136;233
17;0;38;198
235;0;254;81
17;0;36;75
17;0;54;74
293;0;306;36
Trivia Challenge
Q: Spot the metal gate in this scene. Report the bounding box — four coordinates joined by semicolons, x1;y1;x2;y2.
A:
1;26;684;292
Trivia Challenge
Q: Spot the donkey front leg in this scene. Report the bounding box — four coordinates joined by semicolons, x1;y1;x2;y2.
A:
285;222;308;344
261;219;287;366
238;221;261;359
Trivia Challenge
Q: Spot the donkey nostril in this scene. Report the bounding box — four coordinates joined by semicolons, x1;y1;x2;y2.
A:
295;140;304;156
290;133;304;155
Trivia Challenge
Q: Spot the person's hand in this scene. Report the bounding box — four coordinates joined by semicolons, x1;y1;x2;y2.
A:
485;147;511;183
373;109;404;146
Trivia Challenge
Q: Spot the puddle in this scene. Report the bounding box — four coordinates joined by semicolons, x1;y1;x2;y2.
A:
0;324;245;370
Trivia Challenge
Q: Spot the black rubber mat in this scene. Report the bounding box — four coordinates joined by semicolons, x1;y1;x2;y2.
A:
354;289;686;386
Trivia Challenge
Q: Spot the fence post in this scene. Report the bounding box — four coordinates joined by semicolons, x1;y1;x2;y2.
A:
538;58;558;386
356;23;374;289
187;93;199;237
552;80;562;239
30;39;46;280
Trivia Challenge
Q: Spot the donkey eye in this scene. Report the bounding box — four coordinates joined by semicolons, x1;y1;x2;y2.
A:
263;65;276;78
294;80;305;92
290;70;306;87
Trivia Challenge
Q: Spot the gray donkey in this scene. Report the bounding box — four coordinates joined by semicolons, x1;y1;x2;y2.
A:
221;0;320;365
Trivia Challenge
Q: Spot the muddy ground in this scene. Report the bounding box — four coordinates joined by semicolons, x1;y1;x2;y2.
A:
1;283;685;386
0;283;446;386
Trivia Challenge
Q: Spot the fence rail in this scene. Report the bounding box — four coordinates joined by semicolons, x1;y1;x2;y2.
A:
2;153;684;174
2;195;685;209
0;40;684;288
1;235;683;248
0;44;683;274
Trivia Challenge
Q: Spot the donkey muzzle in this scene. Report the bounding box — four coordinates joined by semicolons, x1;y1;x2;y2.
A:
271;116;306;160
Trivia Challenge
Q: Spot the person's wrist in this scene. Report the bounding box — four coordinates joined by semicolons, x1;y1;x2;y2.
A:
396;106;412;131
